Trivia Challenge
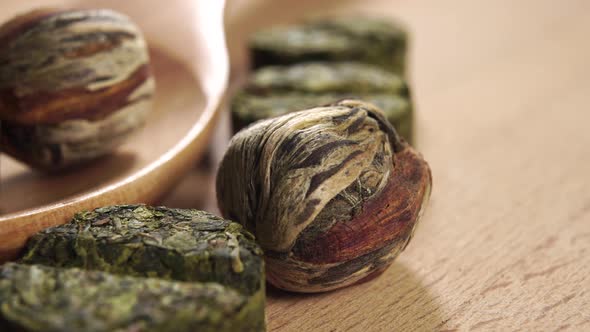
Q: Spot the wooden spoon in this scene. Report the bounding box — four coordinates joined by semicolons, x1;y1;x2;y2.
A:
0;0;229;261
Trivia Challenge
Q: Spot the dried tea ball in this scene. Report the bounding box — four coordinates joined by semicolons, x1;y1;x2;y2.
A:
0;9;155;170
217;99;431;292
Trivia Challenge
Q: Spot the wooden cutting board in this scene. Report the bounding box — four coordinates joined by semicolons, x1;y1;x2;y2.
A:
217;0;590;330
1;0;589;331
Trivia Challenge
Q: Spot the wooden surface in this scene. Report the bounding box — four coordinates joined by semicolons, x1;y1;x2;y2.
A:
170;0;590;330
0;0;588;331
0;1;228;261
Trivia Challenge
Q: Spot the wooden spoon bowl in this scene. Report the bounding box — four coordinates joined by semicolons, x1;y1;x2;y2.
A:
0;0;229;261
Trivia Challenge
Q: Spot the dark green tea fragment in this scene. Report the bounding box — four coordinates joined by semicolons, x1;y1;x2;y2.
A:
231;62;413;142
20;205;264;297
246;62;407;95
0;263;265;332
232;93;412;140
250;17;407;74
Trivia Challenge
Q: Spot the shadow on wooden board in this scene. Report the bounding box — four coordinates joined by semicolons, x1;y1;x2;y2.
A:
266;261;444;331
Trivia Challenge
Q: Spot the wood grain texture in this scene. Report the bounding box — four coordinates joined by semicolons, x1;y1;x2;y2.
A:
0;0;587;330
171;0;590;330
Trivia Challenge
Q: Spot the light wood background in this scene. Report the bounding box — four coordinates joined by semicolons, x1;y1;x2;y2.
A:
1;0;587;331
167;0;590;330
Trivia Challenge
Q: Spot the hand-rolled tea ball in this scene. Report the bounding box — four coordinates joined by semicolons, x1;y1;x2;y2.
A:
217;99;431;292
0;9;155;171
20;205;265;298
0;263;265;332
231;62;413;142
250;17;407;74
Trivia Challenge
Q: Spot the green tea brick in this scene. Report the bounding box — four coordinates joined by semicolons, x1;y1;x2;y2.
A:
232;93;412;141
0;263;265;332
231;62;413;142
250;17;407;74
20;205;264;297
246;62;408;95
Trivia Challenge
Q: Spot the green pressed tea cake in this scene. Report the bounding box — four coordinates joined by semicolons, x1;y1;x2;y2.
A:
250;16;407;74
0;263;265;332
232;93;411;141
246;62;407;94
231;62;413;142
16;205;266;330
20;205;264;297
